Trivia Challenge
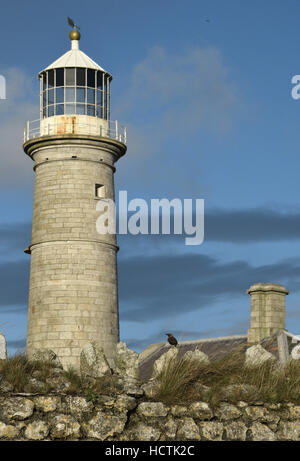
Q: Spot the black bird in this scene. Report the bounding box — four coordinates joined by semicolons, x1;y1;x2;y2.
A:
166;333;178;347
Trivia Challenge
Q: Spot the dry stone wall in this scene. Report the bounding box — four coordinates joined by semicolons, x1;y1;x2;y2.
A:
0;393;300;441
1;341;300;441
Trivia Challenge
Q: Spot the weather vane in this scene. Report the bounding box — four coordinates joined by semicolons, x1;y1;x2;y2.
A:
67;17;80;31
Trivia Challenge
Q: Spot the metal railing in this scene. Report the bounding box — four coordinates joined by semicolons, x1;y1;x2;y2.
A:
24;118;127;144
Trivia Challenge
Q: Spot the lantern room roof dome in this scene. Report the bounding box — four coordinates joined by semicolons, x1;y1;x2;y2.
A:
39;35;111;78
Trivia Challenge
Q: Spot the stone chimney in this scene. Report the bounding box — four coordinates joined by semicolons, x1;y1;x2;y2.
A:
247;283;289;343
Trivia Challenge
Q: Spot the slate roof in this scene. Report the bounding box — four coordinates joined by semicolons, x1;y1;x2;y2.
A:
138;331;300;381
260;332;297;359
139;335;248;381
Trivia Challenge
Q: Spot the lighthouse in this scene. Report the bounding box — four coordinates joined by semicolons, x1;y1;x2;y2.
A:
23;25;127;369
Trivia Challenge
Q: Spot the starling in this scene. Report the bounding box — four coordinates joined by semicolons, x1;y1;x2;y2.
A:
166;333;178;347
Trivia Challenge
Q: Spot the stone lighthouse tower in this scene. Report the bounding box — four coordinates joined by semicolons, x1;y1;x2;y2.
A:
23;26;126;369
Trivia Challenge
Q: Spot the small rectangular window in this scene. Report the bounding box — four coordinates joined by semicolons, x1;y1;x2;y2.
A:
95;184;106;198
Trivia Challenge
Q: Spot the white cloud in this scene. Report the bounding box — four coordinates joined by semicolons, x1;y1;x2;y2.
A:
113;46;241;195
115;45;240;139
0;68;39;187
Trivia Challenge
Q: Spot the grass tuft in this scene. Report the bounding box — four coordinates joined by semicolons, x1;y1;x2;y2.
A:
152;347;300;406
0;353;57;392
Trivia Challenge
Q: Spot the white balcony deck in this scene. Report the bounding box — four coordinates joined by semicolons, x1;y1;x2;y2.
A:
24;116;127;144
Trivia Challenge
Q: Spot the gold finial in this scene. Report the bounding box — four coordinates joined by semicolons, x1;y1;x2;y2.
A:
69;29;81;41
67;17;81;40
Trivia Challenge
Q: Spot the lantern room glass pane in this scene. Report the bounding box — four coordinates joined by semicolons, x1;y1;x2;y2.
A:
65;87;75;102
42;73;47;91
56;104;64;115
97;72;103;90
87;104;95;116
104;94;107;119
48;70;54;88
65;103;75;114
43;91;47;107
43;106;47;118
87;69;95;88
56;68;64;87
87;88;95;104
76;88;85;103
96;105;102;118
48;88;54;105
96;90;102;107
76;68;86;86
76;103;85;114
56;87;64;103
66;68;75;86
48;105;54;117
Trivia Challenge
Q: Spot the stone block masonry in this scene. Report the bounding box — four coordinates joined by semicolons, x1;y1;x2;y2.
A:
23;135;126;369
247;283;289;344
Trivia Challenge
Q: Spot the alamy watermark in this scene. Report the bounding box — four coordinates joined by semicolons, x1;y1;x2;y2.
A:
96;191;204;246
0;75;6;100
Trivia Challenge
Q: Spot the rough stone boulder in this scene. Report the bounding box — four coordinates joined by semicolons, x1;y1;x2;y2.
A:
152;346;178;378
112;342;139;379
183;348;210;365
31;349;62;369
0;397;35;420
80;342;112;378
141;379;160;399
119;376;144;397
245;344;276;367
83;412;127;440
0;334;7;360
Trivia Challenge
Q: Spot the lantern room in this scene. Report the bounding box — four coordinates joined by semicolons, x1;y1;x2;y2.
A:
26;29;126;142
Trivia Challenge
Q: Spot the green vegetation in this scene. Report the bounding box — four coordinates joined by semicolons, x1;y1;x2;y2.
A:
0;353;123;396
152;348;300;407
0;353;56;393
3;349;300;408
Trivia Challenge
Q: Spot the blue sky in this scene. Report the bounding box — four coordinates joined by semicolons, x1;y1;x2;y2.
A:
2;0;300;353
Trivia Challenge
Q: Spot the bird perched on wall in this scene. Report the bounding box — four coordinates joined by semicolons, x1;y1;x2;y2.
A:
166;333;178;347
